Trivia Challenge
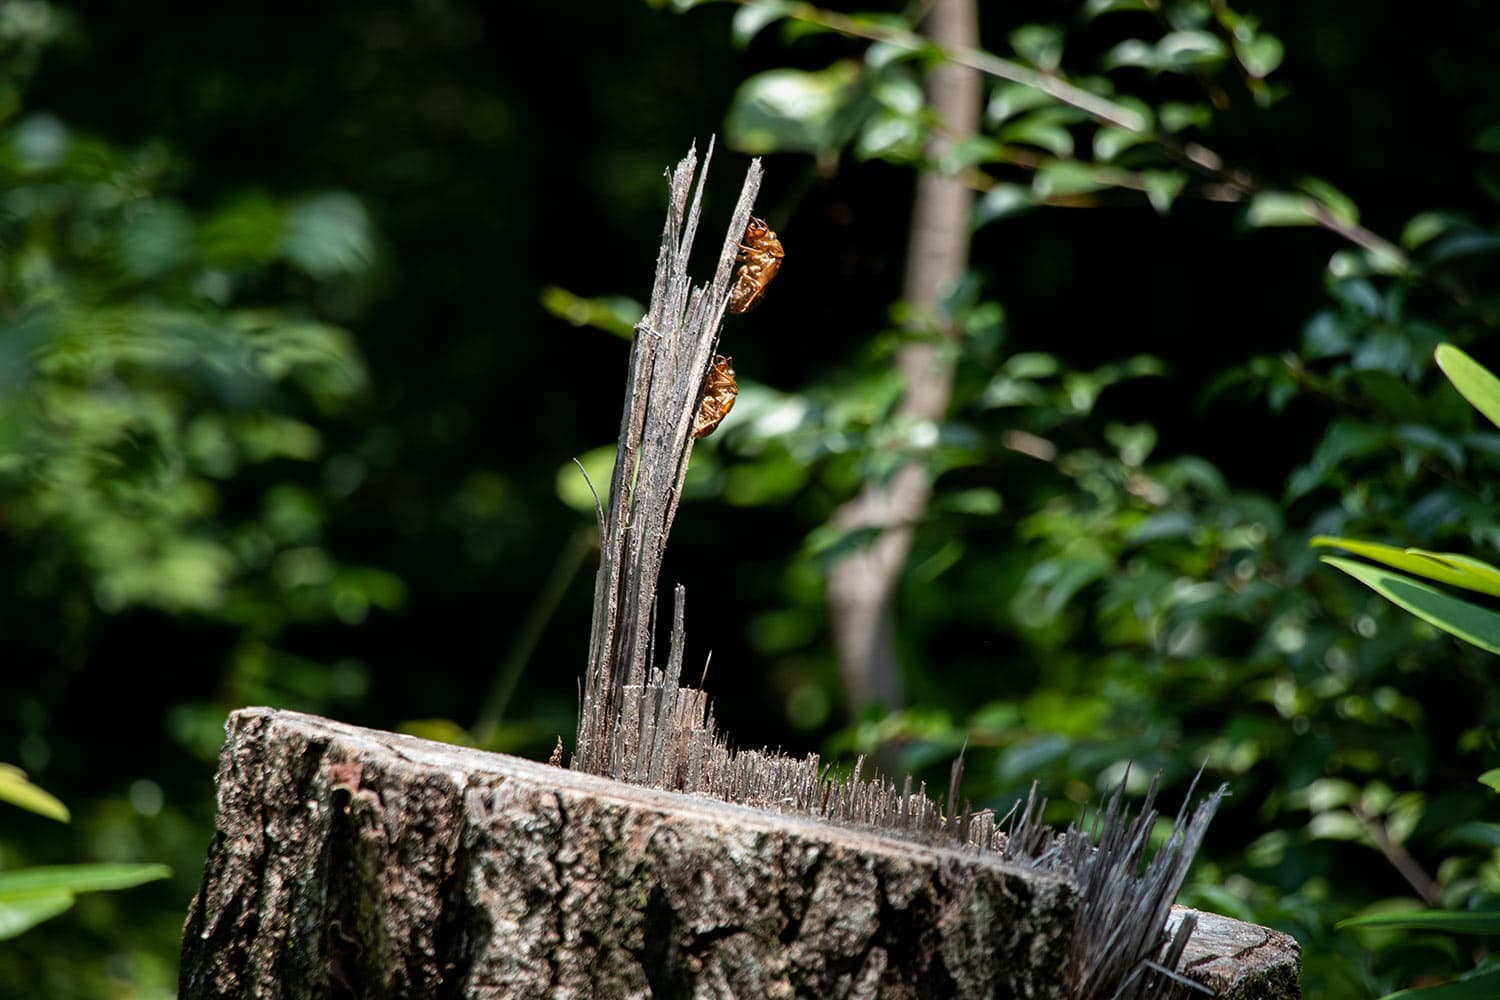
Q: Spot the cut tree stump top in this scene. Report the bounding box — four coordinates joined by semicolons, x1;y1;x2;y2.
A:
179;708;1300;999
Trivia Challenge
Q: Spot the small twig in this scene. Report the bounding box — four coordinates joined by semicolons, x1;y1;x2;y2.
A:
751;0;1410;270
572;456;606;533
1350;800;1442;905
472;523;596;745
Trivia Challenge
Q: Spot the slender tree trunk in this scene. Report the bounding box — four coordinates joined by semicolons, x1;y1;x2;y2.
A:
827;0;982;723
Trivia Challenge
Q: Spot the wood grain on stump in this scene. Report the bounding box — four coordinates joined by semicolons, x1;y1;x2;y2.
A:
179;708;1299;998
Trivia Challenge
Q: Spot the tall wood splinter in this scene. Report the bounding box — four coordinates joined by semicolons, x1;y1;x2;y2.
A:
692;354;737;439
728;216;784;314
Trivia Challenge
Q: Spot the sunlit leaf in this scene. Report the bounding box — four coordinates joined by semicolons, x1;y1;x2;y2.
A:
973;184;1035;226
856;108;924;162
1083;0;1151;19
280;192;375;279
1436;344;1500;431
1298;177;1360;227
1034;161;1109;199
1141;170;1187;213
0;863;172;896
1010;24;1063;71
1401;212;1467;250
1159;101;1211;132
726;62;868;155
986;81;1055;125
557;445;615;517
1001;113;1076;157
1312;539;1500;598
539;286;642;339
1321;556;1500;654
1340;910;1500;934
731;0;793;46
1093;126;1144;162
1479;769;1500;793
0;891;74;941
1236;33;1284;77
1247;192;1321;228
0;764;69;822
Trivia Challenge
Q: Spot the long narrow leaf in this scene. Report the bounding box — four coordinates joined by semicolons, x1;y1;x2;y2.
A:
1339;910;1500;934
0;891;74;941
1321;557;1500;654
0;765;70;822
1436;344;1500;430
1312;537;1500;598
0;863;171;897
1381;968;1500;999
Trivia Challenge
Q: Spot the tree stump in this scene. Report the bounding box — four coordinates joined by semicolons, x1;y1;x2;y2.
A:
179;709;1299;998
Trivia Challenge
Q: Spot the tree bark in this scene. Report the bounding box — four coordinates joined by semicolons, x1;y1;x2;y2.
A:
826;0;982;722
179;708;1300;999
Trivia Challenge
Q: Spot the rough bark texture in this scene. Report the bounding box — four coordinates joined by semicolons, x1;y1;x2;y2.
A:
180;709;1299;999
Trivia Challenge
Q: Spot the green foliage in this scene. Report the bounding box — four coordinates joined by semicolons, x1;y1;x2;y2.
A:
0;864;171;942
680;2;1500;995
1312;347;1500;996
1;769;169;942
0;5;398;991
0;765;68;822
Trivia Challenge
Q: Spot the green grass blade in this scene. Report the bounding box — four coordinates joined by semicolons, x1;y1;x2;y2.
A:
1380;968;1500;999
0;890;74;941
1340;910;1500;934
0;765;70;822
0;863;172;897
1322;557;1500;654
1436;343;1500;430
1313;537;1500;598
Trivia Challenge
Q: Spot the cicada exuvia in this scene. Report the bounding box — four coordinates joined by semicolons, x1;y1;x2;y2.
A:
692;354;738;439
728;216;784;315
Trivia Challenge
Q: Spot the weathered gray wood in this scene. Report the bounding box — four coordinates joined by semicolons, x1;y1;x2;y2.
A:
1173;909;1302;1000
578;143;761;780
181;708;1078;998
180;709;1300;999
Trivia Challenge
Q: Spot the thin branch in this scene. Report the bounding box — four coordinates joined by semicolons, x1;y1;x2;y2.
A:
760;0;1409;269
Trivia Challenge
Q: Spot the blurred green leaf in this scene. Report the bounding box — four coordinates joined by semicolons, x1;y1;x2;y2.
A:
1010;24;1063;71
974;184;1035;226
280;192;374;279
726;62;868;155
1083;0;1151;18
557;445;615;517
1312;537;1500;599
1340;910;1500;934
0;765;68;822
0;863;171;941
1104;31;1227;74
0;891;73;941
731;0;792;45
1247;192;1322;228
0;864;172;896
1236;33;1284;78
1436;344;1500;431
1321;557;1500;654
540;286;642;339
986;81;1055;125
1380;970;1500;999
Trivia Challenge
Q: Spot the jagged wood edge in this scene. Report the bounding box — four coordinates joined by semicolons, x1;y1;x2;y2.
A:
572;143;1228;998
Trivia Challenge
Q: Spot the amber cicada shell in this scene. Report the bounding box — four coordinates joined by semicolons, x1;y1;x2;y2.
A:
692;354;738;439
728;216;784;315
